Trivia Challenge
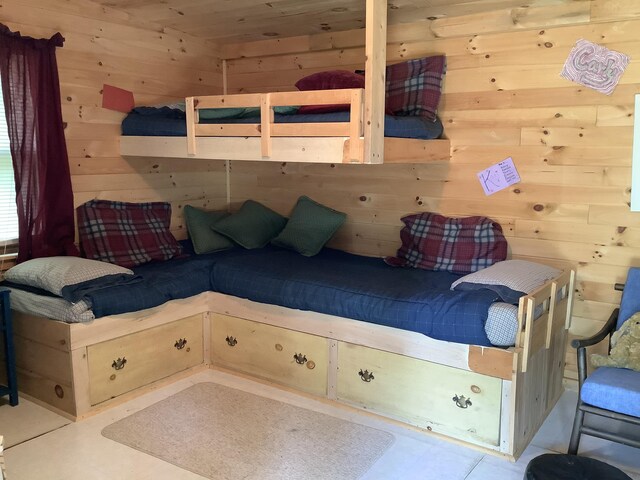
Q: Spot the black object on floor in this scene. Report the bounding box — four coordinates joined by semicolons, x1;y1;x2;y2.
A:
524;454;632;480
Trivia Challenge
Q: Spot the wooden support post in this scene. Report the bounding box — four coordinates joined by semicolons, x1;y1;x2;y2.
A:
261;93;273;158
364;0;387;164
185;97;197;155
348;89;364;163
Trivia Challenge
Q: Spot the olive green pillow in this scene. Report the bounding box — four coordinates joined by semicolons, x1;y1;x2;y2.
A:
211;200;287;249
271;196;346;256
183;205;235;254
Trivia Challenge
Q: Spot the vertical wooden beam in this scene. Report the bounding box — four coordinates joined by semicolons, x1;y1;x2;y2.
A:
260;93;273;158
364;0;387;164
185;96;197;155
348;89;364;163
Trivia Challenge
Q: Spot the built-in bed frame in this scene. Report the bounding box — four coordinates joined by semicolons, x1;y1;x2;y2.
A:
120;0;451;165
4;268;574;461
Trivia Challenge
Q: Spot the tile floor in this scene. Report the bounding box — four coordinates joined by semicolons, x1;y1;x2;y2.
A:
0;369;639;480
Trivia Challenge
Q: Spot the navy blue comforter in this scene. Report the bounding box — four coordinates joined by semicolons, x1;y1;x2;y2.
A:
211;248;498;346
74;246;498;346
121;107;443;140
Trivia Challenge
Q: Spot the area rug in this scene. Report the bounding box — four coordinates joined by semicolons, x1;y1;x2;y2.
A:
102;382;395;479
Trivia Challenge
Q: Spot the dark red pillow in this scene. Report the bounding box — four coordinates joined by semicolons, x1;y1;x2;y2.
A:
295;70;365;91
295;70;365;114
385;212;507;274
77;200;183;268
385;55;446;120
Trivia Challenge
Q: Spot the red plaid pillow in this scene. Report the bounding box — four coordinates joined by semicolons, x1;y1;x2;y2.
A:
385;212;507;274
385;55;446;120
77;200;183;268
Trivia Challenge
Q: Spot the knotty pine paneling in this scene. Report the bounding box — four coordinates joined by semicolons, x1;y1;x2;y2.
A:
1;0;226;241
225;1;640;381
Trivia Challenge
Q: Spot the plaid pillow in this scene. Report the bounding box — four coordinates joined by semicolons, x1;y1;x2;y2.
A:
385;55;446;120
385;212;507;274
77;200;183;268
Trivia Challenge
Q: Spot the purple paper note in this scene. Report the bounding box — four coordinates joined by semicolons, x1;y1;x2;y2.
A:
560;39;629;95
477;157;521;195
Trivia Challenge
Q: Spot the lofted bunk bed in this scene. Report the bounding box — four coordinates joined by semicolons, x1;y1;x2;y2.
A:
119;0;451;165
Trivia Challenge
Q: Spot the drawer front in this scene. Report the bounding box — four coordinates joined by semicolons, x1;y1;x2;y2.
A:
88;314;204;405
337;342;502;446
210;313;327;396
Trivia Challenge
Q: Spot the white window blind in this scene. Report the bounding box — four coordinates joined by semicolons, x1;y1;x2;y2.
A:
0;78;18;243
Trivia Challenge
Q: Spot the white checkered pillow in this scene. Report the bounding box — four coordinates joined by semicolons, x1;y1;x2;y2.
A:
5;256;133;297
451;259;561;304
485;303;519;347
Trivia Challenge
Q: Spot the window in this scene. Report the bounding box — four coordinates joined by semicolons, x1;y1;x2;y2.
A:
0;77;17;243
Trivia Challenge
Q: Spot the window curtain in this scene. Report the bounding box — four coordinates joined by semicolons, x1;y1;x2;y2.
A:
0;24;78;262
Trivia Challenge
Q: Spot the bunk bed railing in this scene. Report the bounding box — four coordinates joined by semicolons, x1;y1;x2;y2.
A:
185;88;365;163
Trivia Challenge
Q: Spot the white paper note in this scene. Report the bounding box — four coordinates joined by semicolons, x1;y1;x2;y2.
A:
477;157;521;195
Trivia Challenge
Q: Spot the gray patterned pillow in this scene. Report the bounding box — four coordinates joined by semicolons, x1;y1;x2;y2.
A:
451;259;560;304
5;256;134;297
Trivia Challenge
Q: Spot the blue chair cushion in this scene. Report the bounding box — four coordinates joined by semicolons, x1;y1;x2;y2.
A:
581;367;640;417
618;267;640;329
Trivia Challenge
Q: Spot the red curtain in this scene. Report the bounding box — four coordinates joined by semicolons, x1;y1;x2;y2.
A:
0;24;78;262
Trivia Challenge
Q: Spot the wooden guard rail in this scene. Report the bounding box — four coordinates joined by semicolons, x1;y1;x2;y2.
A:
518;269;575;373
185;89;365;163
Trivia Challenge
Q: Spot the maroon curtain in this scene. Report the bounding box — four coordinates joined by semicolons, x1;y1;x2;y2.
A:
0;24;78;262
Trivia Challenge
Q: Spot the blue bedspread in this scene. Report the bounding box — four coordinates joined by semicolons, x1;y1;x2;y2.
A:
21;246;498;346
121;107;443;140
210;248;498;346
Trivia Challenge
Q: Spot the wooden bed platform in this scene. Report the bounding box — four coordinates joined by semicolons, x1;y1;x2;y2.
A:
119;0;451;165
3;269;574;461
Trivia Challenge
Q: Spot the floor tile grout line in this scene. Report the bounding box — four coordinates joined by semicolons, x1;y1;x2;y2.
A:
463;453;485;479
5;422;71;451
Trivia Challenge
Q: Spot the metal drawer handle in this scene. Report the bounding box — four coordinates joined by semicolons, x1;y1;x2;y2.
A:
226;336;237;347
358;369;374;382
174;338;188;350
453;394;472;409
293;353;307;365
111;357;127;371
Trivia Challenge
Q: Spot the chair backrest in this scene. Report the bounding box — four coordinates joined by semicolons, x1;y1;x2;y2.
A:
618;267;640;329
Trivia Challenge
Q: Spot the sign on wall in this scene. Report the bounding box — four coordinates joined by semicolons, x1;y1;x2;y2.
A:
560;39;629;95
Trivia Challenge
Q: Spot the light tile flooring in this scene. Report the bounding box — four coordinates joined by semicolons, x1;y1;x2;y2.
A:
1;369;639;480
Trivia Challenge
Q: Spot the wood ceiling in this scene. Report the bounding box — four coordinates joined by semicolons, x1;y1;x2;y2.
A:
96;0;543;45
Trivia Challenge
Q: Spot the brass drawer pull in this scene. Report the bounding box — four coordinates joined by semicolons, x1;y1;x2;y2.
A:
174;338;188;350
112;357;127;371
226;336;238;347
358;369;374;382
453;394;472;409
293;353;307;365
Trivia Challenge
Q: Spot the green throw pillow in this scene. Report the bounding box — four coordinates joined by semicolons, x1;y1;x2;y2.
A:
212;200;287;249
198;106;299;120
271;196;346;256
183;205;235;254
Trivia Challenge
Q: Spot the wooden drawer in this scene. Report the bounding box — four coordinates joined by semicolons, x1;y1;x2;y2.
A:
210;313;327;396
88;314;203;405
337;342;503;446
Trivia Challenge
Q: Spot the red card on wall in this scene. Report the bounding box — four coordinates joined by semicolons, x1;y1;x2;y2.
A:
102;84;134;113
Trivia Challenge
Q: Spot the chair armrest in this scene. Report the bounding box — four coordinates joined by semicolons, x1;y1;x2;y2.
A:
571;308;619;349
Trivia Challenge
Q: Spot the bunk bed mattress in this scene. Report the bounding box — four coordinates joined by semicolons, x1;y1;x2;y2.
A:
121;108;444;140
6;247;523;346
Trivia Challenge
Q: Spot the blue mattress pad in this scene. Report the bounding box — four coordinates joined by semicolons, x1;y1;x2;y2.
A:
67;246;498;346
121;106;443;140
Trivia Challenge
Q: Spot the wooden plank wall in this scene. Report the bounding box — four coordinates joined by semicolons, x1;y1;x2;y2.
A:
224;0;640;381
1;0;227;242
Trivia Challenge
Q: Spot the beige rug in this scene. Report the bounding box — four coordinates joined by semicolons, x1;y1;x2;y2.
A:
102;382;394;480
